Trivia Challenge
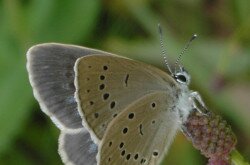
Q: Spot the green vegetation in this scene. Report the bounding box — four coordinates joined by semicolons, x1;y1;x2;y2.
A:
0;0;249;164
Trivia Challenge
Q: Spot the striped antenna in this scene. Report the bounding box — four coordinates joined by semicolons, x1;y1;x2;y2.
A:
174;34;197;73
158;24;173;75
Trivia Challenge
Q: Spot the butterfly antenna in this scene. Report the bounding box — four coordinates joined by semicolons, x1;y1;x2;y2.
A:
158;24;173;75
174;34;197;73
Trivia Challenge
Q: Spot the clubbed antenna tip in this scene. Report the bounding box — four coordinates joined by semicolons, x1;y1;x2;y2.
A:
190;34;198;42
174;33;198;73
158;23;173;75
158;24;163;35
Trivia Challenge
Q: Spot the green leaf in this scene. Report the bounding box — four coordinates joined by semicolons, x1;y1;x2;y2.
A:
28;0;101;43
0;60;33;155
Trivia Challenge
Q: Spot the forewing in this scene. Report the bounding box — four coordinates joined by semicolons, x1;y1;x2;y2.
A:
27;43;112;131
98;92;179;165
75;55;178;141
59;129;98;165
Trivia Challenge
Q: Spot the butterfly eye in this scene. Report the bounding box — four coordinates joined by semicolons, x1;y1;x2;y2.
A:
176;75;187;83
174;69;190;85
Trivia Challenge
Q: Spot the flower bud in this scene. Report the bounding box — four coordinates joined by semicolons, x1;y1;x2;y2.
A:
182;110;237;164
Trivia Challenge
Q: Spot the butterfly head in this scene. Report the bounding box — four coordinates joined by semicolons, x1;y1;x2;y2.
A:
174;66;191;85
158;24;196;86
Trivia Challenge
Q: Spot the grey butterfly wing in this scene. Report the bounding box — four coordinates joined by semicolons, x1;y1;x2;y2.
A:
27;44;114;165
75;55;179;142
26;43;112;131
98;91;180;165
59;129;98;165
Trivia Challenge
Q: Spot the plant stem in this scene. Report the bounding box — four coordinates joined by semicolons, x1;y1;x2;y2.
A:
231;149;250;165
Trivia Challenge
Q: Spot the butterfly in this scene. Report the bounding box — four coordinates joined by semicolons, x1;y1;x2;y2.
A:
27;34;208;165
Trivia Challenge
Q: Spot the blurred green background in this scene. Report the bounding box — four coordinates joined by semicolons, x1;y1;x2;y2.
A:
0;0;249;164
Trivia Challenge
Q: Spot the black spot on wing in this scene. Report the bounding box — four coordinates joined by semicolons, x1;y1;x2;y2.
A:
124;74;129;87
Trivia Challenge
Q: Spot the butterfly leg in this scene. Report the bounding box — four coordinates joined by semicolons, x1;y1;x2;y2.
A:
190;91;206;109
189;91;209;115
181;124;192;138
